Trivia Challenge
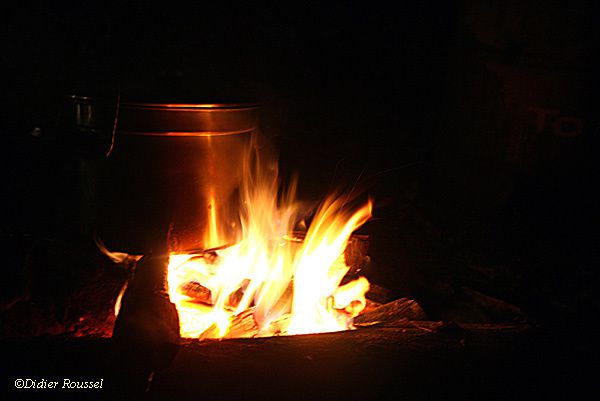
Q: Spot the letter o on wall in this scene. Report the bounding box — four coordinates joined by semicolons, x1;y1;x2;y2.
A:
553;116;583;137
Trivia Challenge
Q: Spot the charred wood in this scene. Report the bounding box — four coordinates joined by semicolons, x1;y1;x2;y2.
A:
111;254;180;397
355;297;428;326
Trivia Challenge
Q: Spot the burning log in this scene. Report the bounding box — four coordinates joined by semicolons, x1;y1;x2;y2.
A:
227;279;250;309
289;231;370;278
179;281;212;305
344;234;370;276
354;297;428;326
225;308;259;338
178;278;249;309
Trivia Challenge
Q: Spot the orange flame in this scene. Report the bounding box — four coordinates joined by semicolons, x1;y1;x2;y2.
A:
167;147;372;339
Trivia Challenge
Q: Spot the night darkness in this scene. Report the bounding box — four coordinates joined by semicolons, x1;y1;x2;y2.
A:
1;1;599;400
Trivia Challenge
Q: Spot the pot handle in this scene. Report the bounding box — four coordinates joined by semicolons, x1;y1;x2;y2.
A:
105;88;121;158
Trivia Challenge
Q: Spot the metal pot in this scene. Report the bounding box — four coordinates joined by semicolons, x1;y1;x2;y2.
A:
71;96;258;253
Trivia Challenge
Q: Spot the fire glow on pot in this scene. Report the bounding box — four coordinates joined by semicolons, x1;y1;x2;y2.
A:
165;146;372;340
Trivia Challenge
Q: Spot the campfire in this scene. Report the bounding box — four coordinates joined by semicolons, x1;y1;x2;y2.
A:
6;3;589;399
22;98;524;349
109;142;373;340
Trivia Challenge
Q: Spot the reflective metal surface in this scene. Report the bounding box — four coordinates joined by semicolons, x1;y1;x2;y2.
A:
73;97;258;253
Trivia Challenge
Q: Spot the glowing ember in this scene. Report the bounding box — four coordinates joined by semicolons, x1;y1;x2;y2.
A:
167;147;373;339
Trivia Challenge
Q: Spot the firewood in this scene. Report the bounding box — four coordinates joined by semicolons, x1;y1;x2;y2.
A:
354;297;427;326
361;299;383;314
227;279;250;309
179;281;212;305
198;323;223;340
109;254;181;396
365;282;395;304
112;254;180;369
289;231;370;277
225;308;259;338
460;286;525;322
344;234;370;276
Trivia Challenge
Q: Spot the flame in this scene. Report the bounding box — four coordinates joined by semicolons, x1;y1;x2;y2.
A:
167;146;372;339
95;237;142;266
95;237;141;317
205;192;221;249
114;282;128;317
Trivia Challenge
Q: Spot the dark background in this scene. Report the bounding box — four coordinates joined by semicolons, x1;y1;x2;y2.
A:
1;1;599;330
1;2;600;400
